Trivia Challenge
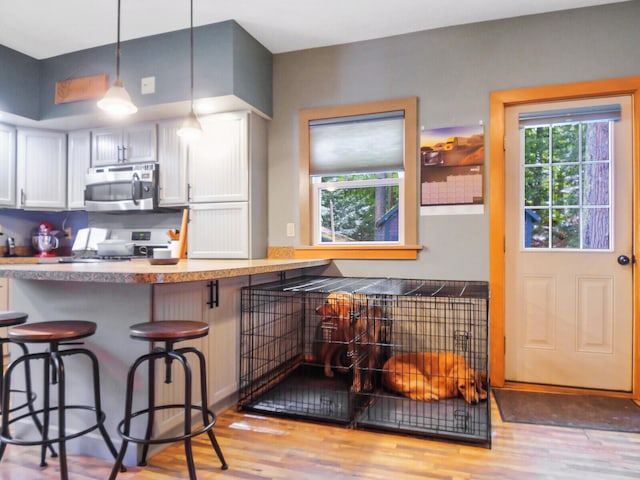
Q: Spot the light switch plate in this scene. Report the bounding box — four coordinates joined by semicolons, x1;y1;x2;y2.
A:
141;76;155;95
286;223;295;237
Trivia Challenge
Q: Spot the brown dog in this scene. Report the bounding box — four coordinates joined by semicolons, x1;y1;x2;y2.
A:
382;351;487;404
315;292;383;392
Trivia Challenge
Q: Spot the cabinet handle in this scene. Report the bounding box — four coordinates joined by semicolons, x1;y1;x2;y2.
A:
20;189;25;207
207;280;219;309
122;145;128;162
187;183;192;202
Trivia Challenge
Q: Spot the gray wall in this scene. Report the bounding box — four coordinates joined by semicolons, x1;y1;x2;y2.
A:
1;20;273;122
0;45;40;118
268;1;640;280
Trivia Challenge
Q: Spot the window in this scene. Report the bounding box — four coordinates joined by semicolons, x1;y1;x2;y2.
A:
520;104;620;250
297;97;420;259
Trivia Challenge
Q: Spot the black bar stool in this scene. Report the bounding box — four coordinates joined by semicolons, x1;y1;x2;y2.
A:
109;320;228;480
0;311;56;461
0;320;122;480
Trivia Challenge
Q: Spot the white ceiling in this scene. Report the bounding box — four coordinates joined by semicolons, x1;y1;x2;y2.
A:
0;0;629;59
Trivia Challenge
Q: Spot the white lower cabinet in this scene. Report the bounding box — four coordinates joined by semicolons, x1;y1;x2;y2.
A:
151;277;245;433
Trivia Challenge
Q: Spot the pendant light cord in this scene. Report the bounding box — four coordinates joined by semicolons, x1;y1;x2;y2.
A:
116;0;122;81
189;0;195;111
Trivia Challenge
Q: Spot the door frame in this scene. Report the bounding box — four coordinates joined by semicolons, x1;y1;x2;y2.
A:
489;76;640;398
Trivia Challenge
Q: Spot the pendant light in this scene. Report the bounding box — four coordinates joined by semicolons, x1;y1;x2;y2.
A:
177;0;203;140
98;0;137;116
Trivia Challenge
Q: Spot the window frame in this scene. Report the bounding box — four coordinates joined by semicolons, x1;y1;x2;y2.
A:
296;97;421;260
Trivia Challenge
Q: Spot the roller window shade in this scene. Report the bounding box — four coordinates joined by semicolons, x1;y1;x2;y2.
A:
310;111;405;176
519;104;621;127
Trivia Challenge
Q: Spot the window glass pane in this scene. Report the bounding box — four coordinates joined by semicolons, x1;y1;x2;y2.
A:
582;163;609;206
552;164;579;205
551;124;579;163
319;184;399;243
551;207;580;248
524;126;549;165
582;122;610;161
524;166;549;206
524;208;549;248
583;207;610;249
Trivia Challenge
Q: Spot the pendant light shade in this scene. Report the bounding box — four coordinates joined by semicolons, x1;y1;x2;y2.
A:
98;0;137;117
177;110;203;141
177;0;202;140
98;79;137;116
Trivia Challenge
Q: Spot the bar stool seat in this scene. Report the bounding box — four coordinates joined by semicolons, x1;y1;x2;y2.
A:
0;320;121;480
109;320;228;479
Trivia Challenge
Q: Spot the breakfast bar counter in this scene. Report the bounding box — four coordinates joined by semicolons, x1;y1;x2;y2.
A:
0;257;331;283
0;257;330;465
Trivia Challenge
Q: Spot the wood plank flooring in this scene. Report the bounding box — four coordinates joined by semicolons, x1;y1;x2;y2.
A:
1;394;639;479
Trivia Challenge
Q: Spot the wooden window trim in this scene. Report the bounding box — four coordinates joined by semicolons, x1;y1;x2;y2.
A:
297;97;421;260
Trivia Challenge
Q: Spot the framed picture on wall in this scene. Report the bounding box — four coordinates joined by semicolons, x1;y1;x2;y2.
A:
420;125;485;206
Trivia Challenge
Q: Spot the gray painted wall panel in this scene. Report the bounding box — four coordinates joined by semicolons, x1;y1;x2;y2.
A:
0;45;40;118
1;20;272;122
269;2;640;281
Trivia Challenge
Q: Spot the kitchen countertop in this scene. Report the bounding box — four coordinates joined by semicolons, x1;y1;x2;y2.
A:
0;257;331;283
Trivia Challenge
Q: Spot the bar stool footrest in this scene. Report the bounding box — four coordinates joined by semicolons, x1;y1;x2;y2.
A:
2;388;37;414
116;403;217;446
1;405;108;447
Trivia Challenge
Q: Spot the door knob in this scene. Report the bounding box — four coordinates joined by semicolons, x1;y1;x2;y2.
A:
617;255;631;265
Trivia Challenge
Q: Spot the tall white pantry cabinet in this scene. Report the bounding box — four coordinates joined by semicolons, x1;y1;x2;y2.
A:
187;111;267;259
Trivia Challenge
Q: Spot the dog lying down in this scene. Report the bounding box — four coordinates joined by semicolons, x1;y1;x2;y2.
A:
382;351;487;404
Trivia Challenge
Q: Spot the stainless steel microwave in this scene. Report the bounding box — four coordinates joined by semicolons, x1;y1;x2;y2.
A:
84;162;159;212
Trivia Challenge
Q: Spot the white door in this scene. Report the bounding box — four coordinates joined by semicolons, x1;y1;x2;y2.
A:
504;96;633;391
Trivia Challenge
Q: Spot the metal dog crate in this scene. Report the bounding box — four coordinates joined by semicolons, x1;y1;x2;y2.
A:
239;276;490;446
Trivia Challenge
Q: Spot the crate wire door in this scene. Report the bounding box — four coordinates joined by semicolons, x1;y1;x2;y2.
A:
239;276;490;446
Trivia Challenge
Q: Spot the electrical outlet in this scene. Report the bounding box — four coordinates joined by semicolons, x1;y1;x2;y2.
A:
0;224;3;235
64;227;72;238
286;223;295;237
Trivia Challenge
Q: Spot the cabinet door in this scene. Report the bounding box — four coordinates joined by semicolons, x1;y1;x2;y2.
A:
67;130;91;210
205;276;245;405
157;120;187;206
16;129;67;210
188;112;248;203
124;123;157;163
0;124;16;207
188;202;249;258
91;127;121;166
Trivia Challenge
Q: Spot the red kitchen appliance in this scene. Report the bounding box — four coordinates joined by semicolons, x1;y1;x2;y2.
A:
33;222;59;257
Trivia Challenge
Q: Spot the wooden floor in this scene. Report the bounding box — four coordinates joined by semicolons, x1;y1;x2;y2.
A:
1;394;639;479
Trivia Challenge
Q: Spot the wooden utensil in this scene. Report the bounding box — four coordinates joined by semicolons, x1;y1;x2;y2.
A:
178;208;188;259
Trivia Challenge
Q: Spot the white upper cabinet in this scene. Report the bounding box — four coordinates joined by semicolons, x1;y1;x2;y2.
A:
188;112;248;203
157;120;188;206
0;123;16;207
91;123;157;166
67;130;91;210
187;111;267;259
16;128;67;210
